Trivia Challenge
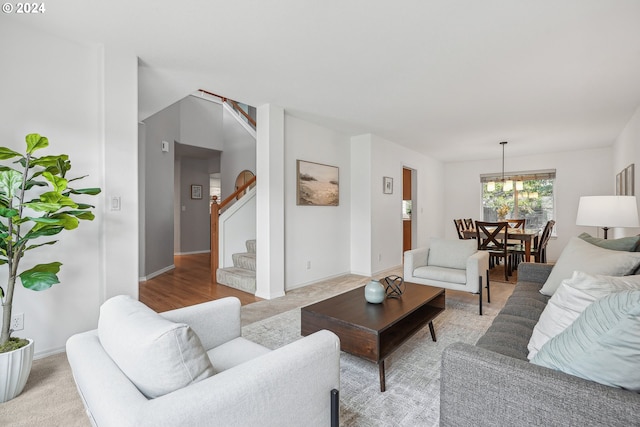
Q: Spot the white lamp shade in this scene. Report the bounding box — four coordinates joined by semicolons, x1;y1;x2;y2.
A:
503;180;513;192
576;196;640;228
486;181;495;191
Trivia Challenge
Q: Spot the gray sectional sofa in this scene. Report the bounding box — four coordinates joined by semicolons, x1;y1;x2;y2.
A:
440;262;640;427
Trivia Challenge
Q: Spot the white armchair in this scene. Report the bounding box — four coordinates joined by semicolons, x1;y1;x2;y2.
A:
404;237;490;314
66;296;340;427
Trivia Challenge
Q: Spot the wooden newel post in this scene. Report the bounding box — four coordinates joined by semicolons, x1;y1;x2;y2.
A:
211;197;220;282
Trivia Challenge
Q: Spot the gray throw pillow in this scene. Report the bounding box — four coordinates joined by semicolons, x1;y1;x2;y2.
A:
578;232;640;252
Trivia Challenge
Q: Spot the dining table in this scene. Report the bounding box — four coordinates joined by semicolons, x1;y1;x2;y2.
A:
462;227;541;261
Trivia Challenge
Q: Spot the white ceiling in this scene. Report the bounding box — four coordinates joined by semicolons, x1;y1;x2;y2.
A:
8;0;640;162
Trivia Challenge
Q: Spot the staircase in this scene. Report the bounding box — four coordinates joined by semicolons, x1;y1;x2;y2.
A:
216;239;256;293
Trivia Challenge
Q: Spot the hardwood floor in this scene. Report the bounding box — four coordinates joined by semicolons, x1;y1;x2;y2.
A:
139;253;261;312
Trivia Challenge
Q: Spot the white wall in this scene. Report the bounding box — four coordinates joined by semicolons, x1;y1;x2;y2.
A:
444;147;612;261
220;106;257;199
220;189;257;267
284;115;352;289
180;96;224;150
1;21;138;357
256;105;285;299
612;104;640;238
350;135;373;276
370;135;444;275
349;134;444;277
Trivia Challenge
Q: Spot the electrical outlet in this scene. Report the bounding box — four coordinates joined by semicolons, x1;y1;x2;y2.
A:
11;313;24;331
306;261;311;270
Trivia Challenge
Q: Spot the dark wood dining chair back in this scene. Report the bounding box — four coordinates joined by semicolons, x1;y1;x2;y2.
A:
464;218;474;230
475;221;508;250
536;220;556;263
454;219;466;239
475;221;512;280
506;219;526;230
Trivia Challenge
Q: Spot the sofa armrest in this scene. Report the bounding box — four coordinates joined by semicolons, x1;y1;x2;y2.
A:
404;247;429;278
517;262;554;284
466;250;490;285
66;330;151;427
161;297;241;350
440;342;640;427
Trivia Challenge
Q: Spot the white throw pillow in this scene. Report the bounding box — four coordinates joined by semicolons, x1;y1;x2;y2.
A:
539;236;640;296
427;237;477;270
531;290;640;391
98;295;215;398
528;271;640;359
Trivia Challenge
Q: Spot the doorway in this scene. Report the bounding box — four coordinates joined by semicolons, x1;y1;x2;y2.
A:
402;167;414;253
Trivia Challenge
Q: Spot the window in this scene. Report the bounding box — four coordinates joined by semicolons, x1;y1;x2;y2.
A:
480;169;555;231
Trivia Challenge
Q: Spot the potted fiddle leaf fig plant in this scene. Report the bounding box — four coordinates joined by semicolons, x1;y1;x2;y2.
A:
0;133;100;402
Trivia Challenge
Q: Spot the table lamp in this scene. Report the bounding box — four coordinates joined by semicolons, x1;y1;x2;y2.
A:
576;195;640;239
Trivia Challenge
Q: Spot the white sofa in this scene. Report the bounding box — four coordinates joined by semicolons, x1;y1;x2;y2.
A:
404;237;490;314
66;296;341;427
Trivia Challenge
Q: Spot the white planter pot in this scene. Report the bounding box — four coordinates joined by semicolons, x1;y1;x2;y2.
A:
0;338;34;403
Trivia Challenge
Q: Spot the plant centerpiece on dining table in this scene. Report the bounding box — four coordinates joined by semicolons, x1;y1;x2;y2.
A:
0;133;100;353
496;205;510;221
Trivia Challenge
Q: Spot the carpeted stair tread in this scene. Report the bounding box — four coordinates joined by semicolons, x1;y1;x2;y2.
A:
232;252;256;271
216;267;256;293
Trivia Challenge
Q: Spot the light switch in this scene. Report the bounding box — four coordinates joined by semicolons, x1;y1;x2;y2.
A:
111;197;121;211
161;141;169;152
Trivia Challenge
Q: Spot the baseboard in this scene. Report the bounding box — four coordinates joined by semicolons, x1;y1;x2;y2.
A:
285;270;357;292
174;250;210;256
372;264;403;278
350;264;403;279
34;346;65;360
139;264;175;282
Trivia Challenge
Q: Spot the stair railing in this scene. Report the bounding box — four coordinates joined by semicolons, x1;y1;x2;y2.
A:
211;175;257;281
198;89;256;128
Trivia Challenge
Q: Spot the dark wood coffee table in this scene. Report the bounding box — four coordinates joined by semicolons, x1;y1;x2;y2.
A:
301;281;445;392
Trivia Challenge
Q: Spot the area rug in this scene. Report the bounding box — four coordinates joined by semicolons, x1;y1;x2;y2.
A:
242;290;506;427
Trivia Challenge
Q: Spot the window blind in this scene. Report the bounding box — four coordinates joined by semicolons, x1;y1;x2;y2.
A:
480;169;556;183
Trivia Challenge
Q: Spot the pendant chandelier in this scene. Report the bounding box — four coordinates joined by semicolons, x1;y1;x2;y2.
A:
487;141;521;192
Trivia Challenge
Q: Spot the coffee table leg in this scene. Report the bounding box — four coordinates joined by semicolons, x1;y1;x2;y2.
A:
429;321;437;342
379;360;386;392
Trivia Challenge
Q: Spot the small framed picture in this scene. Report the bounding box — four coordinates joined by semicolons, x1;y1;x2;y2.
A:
383;176;393;194
625;164;635;196
191;184;203;199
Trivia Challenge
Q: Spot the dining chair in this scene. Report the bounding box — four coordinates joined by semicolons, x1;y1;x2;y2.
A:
505;218;526;247
514;220;555;264
475;221;512;281
506;219;525;230
453;219;466;239
464;218;474;230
